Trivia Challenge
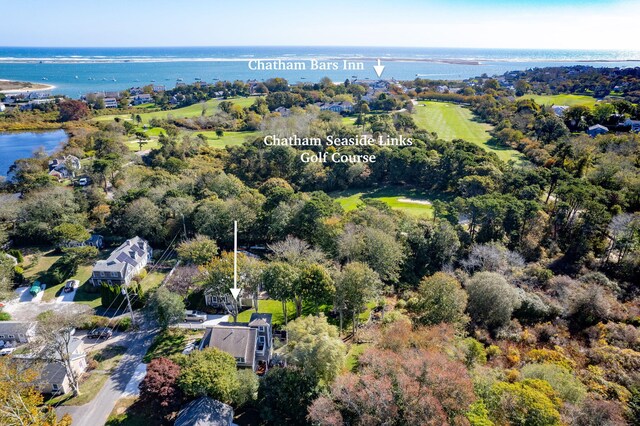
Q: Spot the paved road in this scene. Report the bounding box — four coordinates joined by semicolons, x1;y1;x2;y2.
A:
57;326;158;425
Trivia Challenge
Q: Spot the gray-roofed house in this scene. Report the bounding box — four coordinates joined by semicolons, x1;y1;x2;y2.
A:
174;397;234;426
0;321;37;345
35;338;87;395
199;313;273;373
90;236;152;287
625;118;640;132
587;124;609;137
551;105;569;117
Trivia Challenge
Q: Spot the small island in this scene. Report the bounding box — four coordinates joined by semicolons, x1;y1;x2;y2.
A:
0;79;55;93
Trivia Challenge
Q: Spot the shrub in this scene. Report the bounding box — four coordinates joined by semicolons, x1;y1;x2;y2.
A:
463;338;487;367
407;272;468;326
259;367;319;425
139;357;182;413
466;272;521;330
486;345;502;359
568;283;614;328
513;290;558;324
233;369;259;408
8;249;24;263
86;358;99;371
526;347;576;371
81;315;110;329
521;363;587;403
486;380;561;426
111;317;132;331
0;312;11;321
466;400;494;426
572;396;627;426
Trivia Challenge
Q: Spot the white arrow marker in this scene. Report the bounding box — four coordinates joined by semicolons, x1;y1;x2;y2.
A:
373;59;385;78
230;220;241;300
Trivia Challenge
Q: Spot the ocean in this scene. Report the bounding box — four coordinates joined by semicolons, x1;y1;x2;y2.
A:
1;47;640;97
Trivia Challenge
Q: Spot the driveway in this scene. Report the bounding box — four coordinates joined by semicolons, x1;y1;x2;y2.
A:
56;287;77;303
3;286;91;321
173;314;229;330
122;363;146;397
56;326;159;426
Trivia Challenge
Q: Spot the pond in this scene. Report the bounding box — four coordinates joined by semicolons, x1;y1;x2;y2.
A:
0;130;69;175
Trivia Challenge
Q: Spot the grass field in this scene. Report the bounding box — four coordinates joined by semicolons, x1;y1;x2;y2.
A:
95;97;256;124
518;94;597;107
332;187;443;218
414;101;524;163
237;300;296;327
144;328;203;362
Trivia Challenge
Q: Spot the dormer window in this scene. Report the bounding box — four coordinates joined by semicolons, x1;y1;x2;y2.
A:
258;325;266;333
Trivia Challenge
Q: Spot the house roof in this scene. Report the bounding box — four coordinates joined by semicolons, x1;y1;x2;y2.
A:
249;313;272;327
202;326;257;367
0;321;36;336
588;124;608;131
93;236;149;274
174;397;234;426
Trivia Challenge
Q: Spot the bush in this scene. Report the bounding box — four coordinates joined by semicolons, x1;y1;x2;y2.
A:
111;317;132;331
81;315;110;329
486;379;561;426
407;272;468;326
513;290;558;324
233;369;259;408
8;249;24;263
463;338;487;367
572;396;627;426
521;363;586;403
466;272;521;330
568;284;614;328
0;312;11;321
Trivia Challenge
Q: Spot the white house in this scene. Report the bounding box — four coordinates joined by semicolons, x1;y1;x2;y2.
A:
35;338;87;395
90;236;152;287
0;321;37;345
0;102;5;112
103;98;118;108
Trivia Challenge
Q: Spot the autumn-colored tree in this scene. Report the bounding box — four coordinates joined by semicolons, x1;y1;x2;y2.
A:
308;347;475;425
0;357;72;426
58;100;89;122
139;357;182;414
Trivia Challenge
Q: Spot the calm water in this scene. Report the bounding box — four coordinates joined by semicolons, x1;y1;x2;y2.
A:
0;130;68;175
1;47;640;97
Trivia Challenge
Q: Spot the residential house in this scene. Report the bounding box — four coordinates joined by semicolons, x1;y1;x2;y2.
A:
133;94;153;105
624;118;640;132
587;124;609;137
103;98;118;108
174;397;234;426
205;289;253;311
35;338;87;395
551;105;569;117
20;98;56;111
0;102;5;112
274;106;291;117
48;155;81;180
152;85;166;93
199;313;273;373
90;236;152;287
316;101;353;114
436;85;449;93
0;321;37;345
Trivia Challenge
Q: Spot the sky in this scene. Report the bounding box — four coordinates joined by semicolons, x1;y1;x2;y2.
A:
2;0;639;50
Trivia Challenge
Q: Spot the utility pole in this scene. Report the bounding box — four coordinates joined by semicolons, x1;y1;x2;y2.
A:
121;287;135;326
181;213;187;241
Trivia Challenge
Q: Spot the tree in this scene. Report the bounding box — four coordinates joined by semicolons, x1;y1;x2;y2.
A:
52;223;90;248
0;255;16;300
134;131;149;151
0;357;72;426
32;310;88;397
285;315;345;384
406;272;468;326
262;261;297;326
309;347;475;426
145;287;185;329
258;367;318;426
466;272;521;330
233;369;259;408
139;357;182;413
334;262;382;334
114;197;164;243
485;379;561;426
176;235;219;266
58;100;89;122
294;263;334;315
201;251;253;321
174;348;239;403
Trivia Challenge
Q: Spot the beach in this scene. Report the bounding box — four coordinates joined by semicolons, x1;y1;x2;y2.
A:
0;79;56;94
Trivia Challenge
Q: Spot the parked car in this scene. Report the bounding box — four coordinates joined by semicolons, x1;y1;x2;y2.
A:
185;310;207;323
0;347;15;356
63;279;79;293
77;177;89;186
88;327;112;339
29;281;42;296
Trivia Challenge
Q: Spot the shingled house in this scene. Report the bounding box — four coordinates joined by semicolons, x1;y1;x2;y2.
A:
90;236;152;287
198;313;273;373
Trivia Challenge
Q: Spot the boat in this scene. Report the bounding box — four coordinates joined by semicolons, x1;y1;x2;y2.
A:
195;77;201;81
42;77;47;80
75;76;79;79
177;78;183;81
112;77;117;81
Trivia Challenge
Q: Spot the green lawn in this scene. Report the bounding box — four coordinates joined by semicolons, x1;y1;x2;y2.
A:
144;328;202;362
23;250;61;281
518;94;597;107
345;343;369;372
331;186;445;218
414;101;524;163
237;300;296;328
125;129;260;152
93;345;127;372
106;398;147;426
73;280;102;309
47;371;109;406
95;97;257;124
138;271;167;293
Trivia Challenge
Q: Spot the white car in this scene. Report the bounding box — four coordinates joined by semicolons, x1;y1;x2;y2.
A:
0;347;16;356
